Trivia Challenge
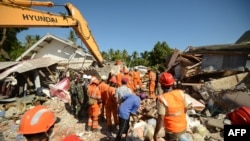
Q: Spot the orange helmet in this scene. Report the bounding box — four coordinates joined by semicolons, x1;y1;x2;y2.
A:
19;105;56;134
115;60;121;65
90;76;99;84
160;72;175;87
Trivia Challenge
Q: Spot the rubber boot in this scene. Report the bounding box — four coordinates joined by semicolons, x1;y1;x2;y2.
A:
107;126;112;132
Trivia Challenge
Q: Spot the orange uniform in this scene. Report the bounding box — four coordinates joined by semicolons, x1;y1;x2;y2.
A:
115;71;123;87
133;70;142;89
148;70;156;98
87;83;101;130
105;86;119;127
98;81;109;119
157;90;187;133
122;73;135;92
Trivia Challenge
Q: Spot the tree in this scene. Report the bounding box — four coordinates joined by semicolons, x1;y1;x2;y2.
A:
131;51;138;60
108;48;114;61
139;51;150;66
67;30;77;44
24;34;41;48
148;41;174;70
101;51;109;61
121;49;128;60
0;28;27;61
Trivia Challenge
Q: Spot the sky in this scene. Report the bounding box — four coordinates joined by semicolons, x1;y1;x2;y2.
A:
16;0;250;55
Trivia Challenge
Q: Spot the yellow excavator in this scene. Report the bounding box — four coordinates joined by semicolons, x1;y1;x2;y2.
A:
0;0;104;67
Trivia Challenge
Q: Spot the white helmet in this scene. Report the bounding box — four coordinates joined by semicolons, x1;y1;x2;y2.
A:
101;75;107;80
83;74;88;79
87;75;92;80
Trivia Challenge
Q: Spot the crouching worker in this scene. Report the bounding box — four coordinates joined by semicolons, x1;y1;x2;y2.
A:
115;93;141;141
19;105;83;141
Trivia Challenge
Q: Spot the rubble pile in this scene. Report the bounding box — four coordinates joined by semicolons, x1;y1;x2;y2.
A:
0;96;225;141
0;44;250;140
0;97;109;141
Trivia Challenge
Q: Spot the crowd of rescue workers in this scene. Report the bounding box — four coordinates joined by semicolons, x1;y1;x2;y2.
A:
18;60;193;141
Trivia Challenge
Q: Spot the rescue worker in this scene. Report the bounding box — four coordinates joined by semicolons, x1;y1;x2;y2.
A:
70;76;84;119
109;60;123;85
105;76;119;133
19;105;83;141
133;67;142;90
153;72;192;141
115;77;132;104
98;75;109;120
147;67;156;98
115;68;124;87
115;93;141;141
86;76;102;132
122;67;135;92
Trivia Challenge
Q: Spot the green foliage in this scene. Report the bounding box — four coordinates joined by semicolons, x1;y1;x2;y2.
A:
68;30;77;44
148;41;174;71
99;41;174;72
10;41;26;60
24;34;41;48
0;28;27;61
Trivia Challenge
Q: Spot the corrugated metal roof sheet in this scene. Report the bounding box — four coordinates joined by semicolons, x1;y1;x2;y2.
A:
186;43;250;54
0;57;59;80
0;62;18;70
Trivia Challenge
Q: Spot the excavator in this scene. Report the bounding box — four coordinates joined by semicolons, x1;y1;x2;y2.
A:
0;0;104;67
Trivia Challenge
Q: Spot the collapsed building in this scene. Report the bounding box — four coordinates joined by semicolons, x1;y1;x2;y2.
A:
0;31;250;140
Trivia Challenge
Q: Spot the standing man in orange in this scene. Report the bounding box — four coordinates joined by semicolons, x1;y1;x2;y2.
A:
98;75;109;121
153;72;192;141
133;67;142;90
86;76;102;132
105;76;119;133
147;67;156;98
115;69;124;87
122;67;135;92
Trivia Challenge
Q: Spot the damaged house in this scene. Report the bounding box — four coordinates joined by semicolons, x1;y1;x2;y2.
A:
0;33;95;98
166;30;250;117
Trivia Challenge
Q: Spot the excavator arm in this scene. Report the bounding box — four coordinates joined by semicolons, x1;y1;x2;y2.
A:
0;0;104;67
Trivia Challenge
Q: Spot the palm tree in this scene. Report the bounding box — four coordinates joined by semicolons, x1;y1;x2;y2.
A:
132;51;138;60
140;51;149;60
108;48;114;61
24;34;40;48
68;30;77;44
114;49;122;60
101;51;109;61
122;49;128;60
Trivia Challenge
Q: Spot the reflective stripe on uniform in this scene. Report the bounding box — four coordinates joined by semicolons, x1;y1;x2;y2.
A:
165;110;184;116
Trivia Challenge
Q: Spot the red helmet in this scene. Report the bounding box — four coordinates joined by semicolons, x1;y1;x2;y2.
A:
227;106;250;125
62;134;83;141
19;105;56;134
160;72;175;87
